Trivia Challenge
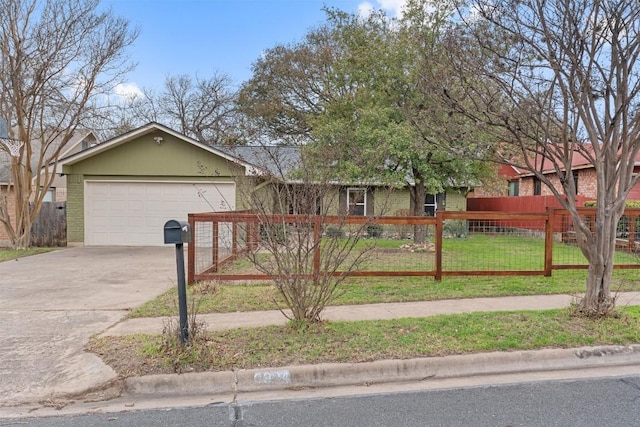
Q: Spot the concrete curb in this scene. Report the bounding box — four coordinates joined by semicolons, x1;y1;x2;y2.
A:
124;344;640;396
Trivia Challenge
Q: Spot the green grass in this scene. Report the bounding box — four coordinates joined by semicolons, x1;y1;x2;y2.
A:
89;306;640;377
128;268;640;318
0;247;56;262
130;235;640;318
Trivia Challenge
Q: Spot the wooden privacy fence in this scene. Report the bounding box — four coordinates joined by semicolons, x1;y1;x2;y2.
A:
187;208;640;284
30;201;66;247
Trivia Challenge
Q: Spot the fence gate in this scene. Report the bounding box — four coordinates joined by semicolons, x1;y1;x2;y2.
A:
30;202;66;247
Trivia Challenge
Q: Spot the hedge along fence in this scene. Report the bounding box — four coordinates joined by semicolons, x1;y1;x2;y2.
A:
187;209;640;284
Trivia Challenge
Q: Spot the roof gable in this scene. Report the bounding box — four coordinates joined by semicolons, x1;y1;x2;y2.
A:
59;122;262;177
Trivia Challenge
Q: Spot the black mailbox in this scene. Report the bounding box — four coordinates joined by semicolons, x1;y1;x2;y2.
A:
164;220;191;244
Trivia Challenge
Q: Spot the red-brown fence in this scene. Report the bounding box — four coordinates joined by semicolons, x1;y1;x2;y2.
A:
467;195;591;214
187;208;640;283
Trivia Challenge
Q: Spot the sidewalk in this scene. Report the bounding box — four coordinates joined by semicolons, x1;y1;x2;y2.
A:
4;292;640;419
93;292;640;401
101;292;640;336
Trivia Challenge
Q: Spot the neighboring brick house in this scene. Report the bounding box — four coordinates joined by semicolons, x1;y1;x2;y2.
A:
469;151;640;202
0;130;99;245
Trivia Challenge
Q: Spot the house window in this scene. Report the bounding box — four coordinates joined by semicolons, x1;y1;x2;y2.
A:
573;171;579;194
424;193;445;216
42;188;55;202
533;178;541;196
347;188;366;216
508;181;519;197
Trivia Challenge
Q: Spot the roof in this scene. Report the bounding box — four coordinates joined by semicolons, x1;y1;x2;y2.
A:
59;122;260;175
498;143;640;179
0;129;98;184
212;144;302;179
57;122;477;188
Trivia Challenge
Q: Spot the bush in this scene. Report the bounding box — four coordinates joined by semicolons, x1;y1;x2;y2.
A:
260;223;289;244
584;200;640;208
367;224;384;238
393;209;412;239
324;226;345;238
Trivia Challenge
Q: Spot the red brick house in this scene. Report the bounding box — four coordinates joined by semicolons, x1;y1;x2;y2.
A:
469;150;640;204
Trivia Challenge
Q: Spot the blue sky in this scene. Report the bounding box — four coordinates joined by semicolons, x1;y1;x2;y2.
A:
104;0;407;98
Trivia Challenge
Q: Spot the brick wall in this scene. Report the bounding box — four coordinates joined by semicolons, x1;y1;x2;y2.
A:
65;174;84;244
519;169;597;199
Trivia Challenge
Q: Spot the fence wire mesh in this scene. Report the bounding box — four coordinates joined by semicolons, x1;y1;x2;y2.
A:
189;209;640;283
445;218;547;272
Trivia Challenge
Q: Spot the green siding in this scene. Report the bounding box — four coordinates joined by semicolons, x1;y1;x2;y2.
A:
375;187;410;216
64;132;241;178
445;190;467;211
323;187;341;215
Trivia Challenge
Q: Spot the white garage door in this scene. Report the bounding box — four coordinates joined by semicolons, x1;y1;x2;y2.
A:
85;181;235;246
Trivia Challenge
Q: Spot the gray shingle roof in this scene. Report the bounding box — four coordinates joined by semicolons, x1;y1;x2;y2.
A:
0;130;97;184
211;145;302;179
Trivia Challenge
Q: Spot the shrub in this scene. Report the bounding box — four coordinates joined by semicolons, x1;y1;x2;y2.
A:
367;224;384;238
260;223;289;244
324;226;345;238
584;200;640;208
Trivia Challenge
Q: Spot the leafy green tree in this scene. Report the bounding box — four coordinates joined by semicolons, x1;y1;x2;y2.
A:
240;4;494;243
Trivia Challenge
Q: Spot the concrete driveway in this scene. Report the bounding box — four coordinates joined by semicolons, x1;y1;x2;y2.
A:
0;246;177;405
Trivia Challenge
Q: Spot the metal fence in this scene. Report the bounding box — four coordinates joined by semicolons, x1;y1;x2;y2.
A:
187;208;640;283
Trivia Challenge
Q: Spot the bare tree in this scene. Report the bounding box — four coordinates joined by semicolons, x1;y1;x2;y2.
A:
232;146;377;323
0;0;137;249
118;73;241;145
439;0;640;315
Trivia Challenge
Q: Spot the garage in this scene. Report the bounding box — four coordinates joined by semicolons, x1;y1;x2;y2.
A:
84;181;235;246
60;123;254;246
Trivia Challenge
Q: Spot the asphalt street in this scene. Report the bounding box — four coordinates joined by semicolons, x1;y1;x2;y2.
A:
3;375;640;426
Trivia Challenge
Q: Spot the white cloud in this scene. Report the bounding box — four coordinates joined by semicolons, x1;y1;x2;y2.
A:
114;82;143;100
358;0;408;18
358;1;375;18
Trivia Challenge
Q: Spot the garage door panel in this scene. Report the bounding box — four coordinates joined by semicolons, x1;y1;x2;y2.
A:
85;181;235;246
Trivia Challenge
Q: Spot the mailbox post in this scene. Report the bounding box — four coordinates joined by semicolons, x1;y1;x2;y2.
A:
163;220;191;344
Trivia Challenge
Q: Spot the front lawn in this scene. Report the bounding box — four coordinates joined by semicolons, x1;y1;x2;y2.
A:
89;306;640;377
130;234;640;319
129;269;640;318
0;247;55;262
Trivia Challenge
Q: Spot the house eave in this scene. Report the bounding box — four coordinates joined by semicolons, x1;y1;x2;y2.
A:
58;122;263;176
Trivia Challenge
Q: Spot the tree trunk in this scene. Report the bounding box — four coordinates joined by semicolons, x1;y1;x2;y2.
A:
412;177;427;245
576;207;618;316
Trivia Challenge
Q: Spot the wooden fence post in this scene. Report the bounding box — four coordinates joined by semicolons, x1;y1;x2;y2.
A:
544;208;554;277
188;214;195;284
435;212;443;281
212;220;219;272
313;215;321;279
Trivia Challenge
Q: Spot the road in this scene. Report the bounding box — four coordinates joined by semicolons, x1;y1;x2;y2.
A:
4;375;640;426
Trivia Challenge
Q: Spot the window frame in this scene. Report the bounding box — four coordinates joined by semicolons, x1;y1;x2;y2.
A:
42;187;55;202
533;177;541;196
424;193;444;216
347;187;367;216
508;180;519;197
